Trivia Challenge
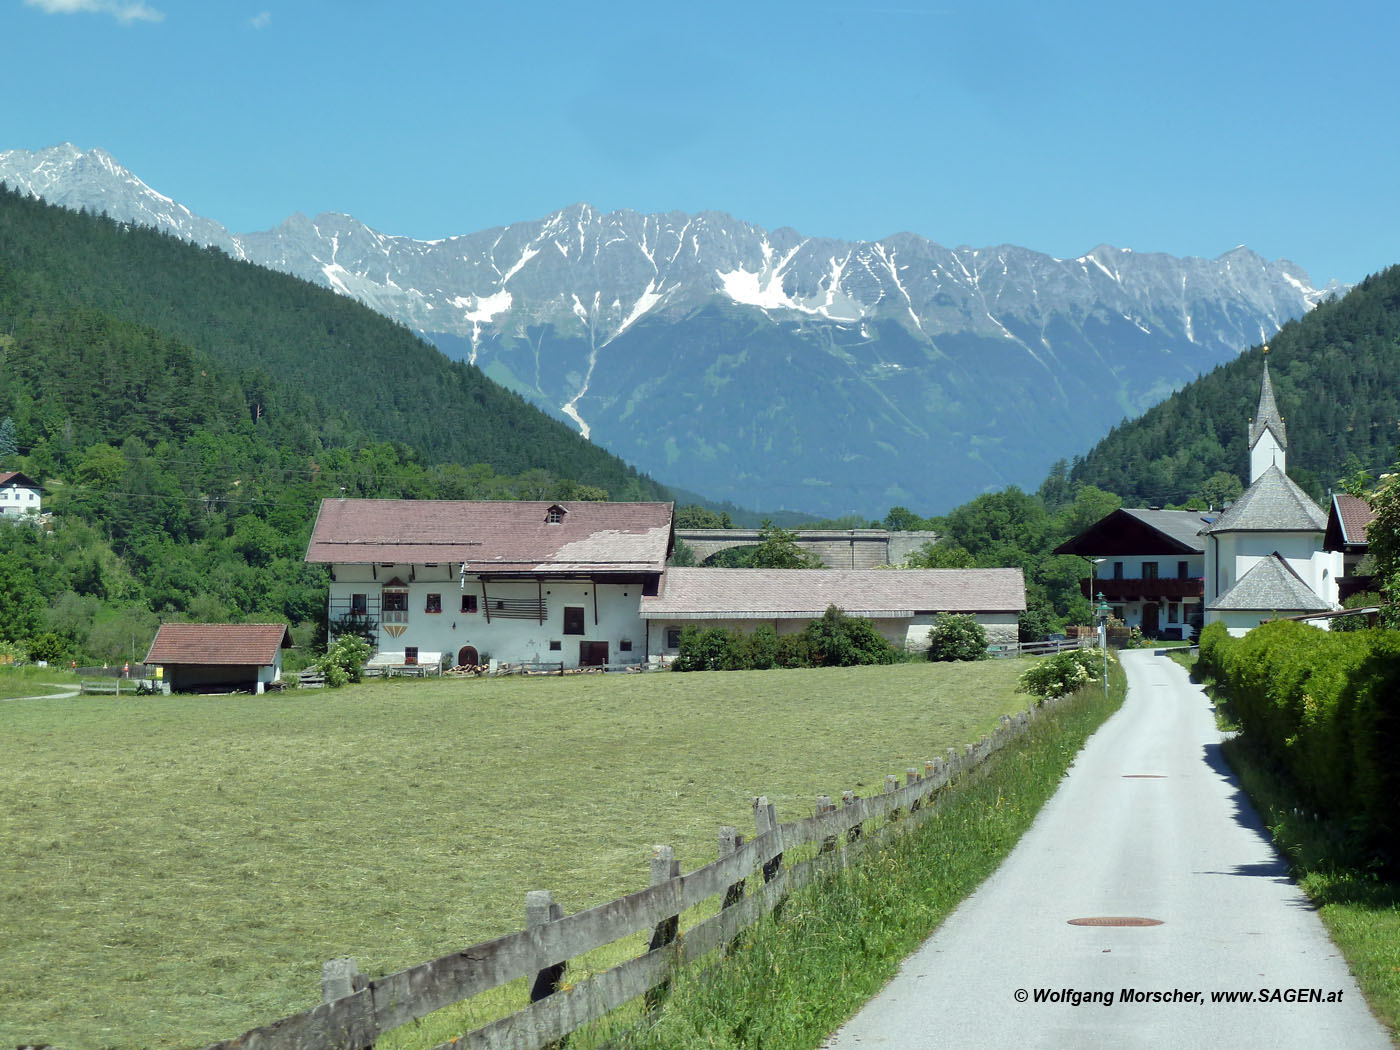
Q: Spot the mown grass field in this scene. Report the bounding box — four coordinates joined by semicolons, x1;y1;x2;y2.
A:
1;660;1033;1049
0;665;80;700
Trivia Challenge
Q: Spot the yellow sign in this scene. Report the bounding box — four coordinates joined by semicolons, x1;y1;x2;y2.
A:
155;667;163;679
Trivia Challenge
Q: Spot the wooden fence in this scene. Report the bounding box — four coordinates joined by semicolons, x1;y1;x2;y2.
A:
195;688;1077;1050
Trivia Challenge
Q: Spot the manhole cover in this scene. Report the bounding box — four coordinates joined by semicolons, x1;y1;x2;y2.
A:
1068;917;1164;927
1122;774;1167;779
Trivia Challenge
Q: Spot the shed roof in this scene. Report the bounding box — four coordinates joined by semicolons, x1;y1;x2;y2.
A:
642;568;1026;620
144;623;292;666
306;500;674;573
1207;554;1331;613
1199;466;1327;534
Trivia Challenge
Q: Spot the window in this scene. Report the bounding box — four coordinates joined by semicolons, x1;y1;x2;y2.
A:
383;591;407;612
549;640;562;651
619;639;633;652
1142;562;1158;580
461;594;478;613
546;505;566;524
425;593;441;613
1178;560;1189;579
1112;562;1124;579
563;607;585;635
1168;602;1180;623
665;627;682;649
350;593;367;615
404;646;418;666
1112;606;1125;621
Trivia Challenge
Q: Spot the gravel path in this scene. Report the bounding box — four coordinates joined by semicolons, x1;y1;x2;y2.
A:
820;648;1391;1050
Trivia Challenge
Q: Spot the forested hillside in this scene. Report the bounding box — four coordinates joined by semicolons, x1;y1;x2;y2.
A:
1067;266;1400;505
0;186;665;664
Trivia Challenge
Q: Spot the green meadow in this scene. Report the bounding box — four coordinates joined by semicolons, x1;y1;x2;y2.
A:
1;660;1031;1049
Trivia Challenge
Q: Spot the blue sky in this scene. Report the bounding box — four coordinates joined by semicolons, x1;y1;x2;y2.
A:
5;0;1396;285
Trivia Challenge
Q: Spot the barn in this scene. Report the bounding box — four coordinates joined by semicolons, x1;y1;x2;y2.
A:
144;623;293;693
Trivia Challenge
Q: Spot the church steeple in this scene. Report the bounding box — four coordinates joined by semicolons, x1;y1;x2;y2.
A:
1248;350;1287;482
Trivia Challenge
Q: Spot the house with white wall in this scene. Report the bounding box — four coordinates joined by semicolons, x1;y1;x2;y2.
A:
1052;508;1209;639
306;499;674;669
1200;358;1342;635
0;471;41;518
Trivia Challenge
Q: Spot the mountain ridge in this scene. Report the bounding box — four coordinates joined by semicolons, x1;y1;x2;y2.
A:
0;142;1345;515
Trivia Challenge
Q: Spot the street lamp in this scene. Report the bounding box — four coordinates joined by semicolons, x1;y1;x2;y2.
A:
1095;593;1111;697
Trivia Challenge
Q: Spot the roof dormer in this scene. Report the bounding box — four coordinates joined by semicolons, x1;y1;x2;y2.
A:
545;504;567;525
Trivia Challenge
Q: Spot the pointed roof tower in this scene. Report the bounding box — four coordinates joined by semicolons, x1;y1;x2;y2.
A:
1249;354;1287;452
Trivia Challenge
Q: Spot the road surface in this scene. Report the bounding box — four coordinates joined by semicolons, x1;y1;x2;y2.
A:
821;648;1391;1049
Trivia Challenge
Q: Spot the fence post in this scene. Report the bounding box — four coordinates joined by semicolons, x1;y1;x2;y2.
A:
885;773;901;822
816;795;837;854
526;890;566;1004
842;789;862;843
945;746;958;778
753;797;782;882
907;767;923;814
644;846;681;1009
321;957;360;1003
718;826;746;908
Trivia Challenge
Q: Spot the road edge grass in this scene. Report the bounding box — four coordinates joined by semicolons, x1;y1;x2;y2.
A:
572;663;1127;1050
1177;649;1400;1046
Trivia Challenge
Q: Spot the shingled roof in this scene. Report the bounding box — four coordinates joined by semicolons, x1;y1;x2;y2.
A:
144;624;292;666
1249;359;1288;451
305;500;674;573
1200;466;1327;534
642;568;1026;620
1208;553;1332;613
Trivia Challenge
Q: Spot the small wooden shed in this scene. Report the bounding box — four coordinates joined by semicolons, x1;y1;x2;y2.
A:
144;623;293;694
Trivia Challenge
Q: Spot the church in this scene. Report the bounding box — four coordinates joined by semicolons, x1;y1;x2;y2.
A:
1199;356;1342;635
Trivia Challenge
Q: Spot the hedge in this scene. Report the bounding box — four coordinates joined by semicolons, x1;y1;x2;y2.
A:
1197;619;1400;857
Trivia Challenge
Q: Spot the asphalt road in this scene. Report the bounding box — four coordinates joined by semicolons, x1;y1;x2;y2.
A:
821;648;1391;1050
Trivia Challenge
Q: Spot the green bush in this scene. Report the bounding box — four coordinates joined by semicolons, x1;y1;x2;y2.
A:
805;606;899;667
671;608;897;671
317;634;370;687
1202;620;1400;857
1017;648;1112;700
928;614;989;661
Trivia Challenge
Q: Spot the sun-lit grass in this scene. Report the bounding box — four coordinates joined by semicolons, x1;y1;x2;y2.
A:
0;665;80;700
0;660;1033;1049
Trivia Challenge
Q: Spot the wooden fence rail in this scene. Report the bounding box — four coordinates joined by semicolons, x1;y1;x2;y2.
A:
198;691;1074;1050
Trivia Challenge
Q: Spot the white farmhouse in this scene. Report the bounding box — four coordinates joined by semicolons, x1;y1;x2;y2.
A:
306;499;674;669
305;499;1030;668
0;471;41;518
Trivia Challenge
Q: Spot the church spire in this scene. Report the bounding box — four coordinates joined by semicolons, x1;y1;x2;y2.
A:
1248;349;1287;481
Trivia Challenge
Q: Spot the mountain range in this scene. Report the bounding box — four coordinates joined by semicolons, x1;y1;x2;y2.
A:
0;143;1345;516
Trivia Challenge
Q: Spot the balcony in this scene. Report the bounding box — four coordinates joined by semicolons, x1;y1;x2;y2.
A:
1082;577;1203;602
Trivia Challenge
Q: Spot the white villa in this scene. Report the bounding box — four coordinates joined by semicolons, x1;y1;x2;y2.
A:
0;471;41;518
306;499;1027;668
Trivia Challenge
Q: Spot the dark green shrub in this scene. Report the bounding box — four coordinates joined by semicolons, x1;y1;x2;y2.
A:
928;614;989;661
804;606;899;667
740;624;779;670
1205;619;1400;858
775;631;815;668
672;626;737;671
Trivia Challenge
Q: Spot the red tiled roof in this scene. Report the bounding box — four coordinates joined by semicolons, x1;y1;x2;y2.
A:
1332;493;1376;546
642;568;1026;619
144;624;292;666
305;500;673;572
